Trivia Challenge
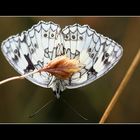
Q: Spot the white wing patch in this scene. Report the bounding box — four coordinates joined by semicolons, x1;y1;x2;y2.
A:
62;24;123;89
1;21;123;93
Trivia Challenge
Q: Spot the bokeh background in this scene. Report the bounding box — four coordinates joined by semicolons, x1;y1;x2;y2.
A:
0;17;139;123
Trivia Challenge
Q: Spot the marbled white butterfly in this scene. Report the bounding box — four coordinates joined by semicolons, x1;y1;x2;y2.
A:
1;21;123;98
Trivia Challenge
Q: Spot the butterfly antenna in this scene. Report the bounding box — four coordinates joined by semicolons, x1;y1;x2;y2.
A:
61;97;88;121
28;99;54;118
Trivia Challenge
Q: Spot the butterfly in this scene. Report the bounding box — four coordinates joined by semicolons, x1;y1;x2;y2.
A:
1;21;123;99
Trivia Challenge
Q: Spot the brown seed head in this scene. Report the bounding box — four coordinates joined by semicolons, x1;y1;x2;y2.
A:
39;56;83;79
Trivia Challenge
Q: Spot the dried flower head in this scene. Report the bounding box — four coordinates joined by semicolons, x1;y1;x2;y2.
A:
39;56;83;79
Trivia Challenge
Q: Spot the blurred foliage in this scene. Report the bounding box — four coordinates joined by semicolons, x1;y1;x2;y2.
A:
0;17;139;123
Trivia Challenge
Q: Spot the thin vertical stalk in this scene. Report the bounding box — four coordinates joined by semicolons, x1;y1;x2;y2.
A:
99;49;140;124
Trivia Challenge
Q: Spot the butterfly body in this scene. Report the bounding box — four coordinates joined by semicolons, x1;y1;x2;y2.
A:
1;21;123;98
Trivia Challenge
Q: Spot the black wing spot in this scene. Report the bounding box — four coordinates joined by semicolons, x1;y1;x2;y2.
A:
72;35;75;39
24;54;35;73
44;33;47;37
12;55;18;62
89;67;98;75
30;48;35;54
14;49;20;57
91;53;94;58
51;33;54;37
79;36;83;40
14;49;18;54
105;52;109;57
44;48;49;58
104;59;110;65
34;43;38;48
102;52;109;61
65;34;69;40
88;48;92;52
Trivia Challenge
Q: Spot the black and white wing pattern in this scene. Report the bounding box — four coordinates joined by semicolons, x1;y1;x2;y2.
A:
62;24;123;89
1;21;123;94
1;21;62;88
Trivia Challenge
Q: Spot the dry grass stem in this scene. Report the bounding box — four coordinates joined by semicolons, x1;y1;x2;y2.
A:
0;69;39;85
99;49;140;124
0;55;82;85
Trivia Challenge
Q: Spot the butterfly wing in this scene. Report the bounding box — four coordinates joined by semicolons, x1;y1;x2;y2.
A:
1;21;62;88
1;21;123;92
62;24;123;89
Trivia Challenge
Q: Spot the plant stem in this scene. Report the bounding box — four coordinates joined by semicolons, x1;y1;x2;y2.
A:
0;69;39;85
99;49;140;124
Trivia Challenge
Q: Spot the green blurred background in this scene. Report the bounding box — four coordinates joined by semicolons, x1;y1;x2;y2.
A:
0;17;139;123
